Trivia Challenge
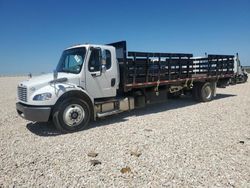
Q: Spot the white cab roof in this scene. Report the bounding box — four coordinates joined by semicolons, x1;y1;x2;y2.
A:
66;44;111;50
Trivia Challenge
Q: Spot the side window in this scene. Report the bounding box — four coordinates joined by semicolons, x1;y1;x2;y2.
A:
88;49;101;72
105;50;112;69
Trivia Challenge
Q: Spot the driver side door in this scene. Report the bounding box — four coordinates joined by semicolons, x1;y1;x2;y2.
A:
85;47;116;99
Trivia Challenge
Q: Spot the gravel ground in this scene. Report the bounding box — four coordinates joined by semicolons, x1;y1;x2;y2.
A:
0;76;250;187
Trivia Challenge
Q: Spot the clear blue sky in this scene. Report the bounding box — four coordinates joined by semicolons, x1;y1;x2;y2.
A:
0;0;249;75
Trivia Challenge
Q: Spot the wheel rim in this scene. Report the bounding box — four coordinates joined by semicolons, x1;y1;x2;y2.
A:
63;104;85;126
204;85;212;99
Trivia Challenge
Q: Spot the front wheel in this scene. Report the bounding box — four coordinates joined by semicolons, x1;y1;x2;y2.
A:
53;98;91;133
243;75;248;83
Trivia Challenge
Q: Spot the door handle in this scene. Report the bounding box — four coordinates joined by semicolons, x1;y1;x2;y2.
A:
91;72;101;77
111;78;116;87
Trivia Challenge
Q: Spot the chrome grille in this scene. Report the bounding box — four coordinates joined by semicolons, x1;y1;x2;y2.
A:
18;86;27;102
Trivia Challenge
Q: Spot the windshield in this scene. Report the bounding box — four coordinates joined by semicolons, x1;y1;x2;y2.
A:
56;47;86;74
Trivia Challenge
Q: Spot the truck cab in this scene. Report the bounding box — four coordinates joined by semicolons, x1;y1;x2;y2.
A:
59;44;120;98
16;44;123;132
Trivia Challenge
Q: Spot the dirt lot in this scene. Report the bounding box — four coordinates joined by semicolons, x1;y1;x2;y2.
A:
0;76;249;187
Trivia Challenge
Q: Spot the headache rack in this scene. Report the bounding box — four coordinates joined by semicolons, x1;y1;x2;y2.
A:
108;41;234;92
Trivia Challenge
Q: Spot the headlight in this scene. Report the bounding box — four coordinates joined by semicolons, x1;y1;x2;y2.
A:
33;93;52;101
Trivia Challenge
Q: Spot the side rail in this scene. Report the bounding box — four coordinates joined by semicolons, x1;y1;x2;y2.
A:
193;55;234;77
125;51;193;85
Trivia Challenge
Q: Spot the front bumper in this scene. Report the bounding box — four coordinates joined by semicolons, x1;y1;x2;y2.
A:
16;102;51;122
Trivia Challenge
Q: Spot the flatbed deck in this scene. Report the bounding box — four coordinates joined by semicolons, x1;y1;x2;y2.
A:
109;41;234;92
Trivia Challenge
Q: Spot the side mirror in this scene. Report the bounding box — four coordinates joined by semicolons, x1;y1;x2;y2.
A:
101;64;106;73
53;70;58;80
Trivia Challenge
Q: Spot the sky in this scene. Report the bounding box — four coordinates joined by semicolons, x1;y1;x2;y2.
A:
0;0;250;75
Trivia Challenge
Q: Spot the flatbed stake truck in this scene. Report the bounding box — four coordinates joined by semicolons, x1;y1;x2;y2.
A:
16;41;234;132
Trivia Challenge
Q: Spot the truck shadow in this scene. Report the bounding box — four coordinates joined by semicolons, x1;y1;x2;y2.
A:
26;93;236;137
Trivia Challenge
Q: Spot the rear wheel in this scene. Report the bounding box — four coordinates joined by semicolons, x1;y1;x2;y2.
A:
201;82;213;101
53;98;90;133
192;82;214;102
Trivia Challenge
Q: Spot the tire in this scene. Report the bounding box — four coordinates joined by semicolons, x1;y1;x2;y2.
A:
192;82;201;101
243;75;248;83
53;98;91;133
198;82;214;102
192;82;214;102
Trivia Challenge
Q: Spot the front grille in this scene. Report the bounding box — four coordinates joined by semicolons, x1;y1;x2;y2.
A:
18;86;27;102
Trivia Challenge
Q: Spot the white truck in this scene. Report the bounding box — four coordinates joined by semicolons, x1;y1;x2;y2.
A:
230;53;248;84
16;41;235;132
